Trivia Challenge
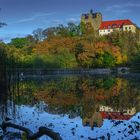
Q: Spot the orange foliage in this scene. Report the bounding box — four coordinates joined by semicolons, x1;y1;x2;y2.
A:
34;91;80;106
33;37;79;55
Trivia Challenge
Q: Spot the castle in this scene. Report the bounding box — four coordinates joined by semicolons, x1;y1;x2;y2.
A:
81;10;137;35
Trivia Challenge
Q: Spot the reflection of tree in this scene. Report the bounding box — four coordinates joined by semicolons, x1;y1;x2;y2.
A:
0;81;8;121
32;77;139;114
0;77;17;121
0;46;10;119
105;79;140;112
11;76;140;128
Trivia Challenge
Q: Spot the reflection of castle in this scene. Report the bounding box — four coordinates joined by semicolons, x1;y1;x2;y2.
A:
82;105;136;129
82;112;103;128
81;10;137;35
99;105;136;115
99;105;136;120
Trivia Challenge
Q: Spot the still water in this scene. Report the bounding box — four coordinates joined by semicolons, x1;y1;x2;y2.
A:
0;74;140;139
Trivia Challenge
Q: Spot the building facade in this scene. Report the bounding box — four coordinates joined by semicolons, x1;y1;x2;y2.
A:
81;10;137;35
99;19;136;36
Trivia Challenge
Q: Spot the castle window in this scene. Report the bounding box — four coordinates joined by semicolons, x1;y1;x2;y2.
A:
125;27;127;30
108;25;111;29
92;14;97;18
129;27;131;30
118;24;121;28
108;30;110;32
85;14;89;19
112;24;117;28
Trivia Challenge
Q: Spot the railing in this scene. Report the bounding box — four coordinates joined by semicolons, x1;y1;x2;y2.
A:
7;68;111;76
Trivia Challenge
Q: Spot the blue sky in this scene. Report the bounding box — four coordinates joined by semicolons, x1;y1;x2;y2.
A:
0;0;140;42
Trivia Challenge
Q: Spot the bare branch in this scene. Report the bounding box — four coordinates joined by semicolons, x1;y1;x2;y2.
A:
1;121;63;140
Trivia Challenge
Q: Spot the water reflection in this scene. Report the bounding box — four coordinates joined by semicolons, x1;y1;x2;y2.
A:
0;75;140;139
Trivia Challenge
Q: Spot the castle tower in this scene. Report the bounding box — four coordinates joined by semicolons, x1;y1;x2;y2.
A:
81;10;102;31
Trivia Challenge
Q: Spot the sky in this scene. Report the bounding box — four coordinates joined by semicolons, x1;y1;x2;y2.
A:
0;0;140;42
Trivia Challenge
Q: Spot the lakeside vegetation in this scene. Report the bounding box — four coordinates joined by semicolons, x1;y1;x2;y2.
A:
1;22;140;69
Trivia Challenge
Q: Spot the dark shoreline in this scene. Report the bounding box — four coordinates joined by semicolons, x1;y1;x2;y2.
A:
8;68;112;75
6;67;140;81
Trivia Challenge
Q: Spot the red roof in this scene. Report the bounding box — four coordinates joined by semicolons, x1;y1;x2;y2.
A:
99;19;134;30
100;111;132;120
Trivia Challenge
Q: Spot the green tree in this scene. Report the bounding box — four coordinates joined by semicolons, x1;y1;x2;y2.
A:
102;52;115;67
67;22;80;37
9;37;30;48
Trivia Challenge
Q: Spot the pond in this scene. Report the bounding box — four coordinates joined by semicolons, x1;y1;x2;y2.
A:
0;74;140;139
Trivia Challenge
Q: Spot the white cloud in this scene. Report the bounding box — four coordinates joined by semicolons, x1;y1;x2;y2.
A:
51;19;63;24
105;3;140;15
105;5;122;11
65;17;80;23
105;3;137;16
124;3;140;8
11;12;55;24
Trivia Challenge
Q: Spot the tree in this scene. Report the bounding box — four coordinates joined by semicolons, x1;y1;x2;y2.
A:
74;43;85;58
0;8;7;28
0;22;6;28
102;52;115;67
43;27;57;40
9;37;30;48
74;43;90;67
32;28;45;42
106;31;140;63
56;24;69;37
67;22;80;37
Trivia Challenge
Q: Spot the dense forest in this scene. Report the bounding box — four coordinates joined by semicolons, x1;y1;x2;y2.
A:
1;22;140;69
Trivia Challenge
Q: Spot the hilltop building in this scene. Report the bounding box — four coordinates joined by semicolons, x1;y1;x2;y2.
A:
81;10;102;31
81;10;137;35
99;105;136;116
99;19;136;35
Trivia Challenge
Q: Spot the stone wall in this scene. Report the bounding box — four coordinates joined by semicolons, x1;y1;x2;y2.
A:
81;10;102;31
